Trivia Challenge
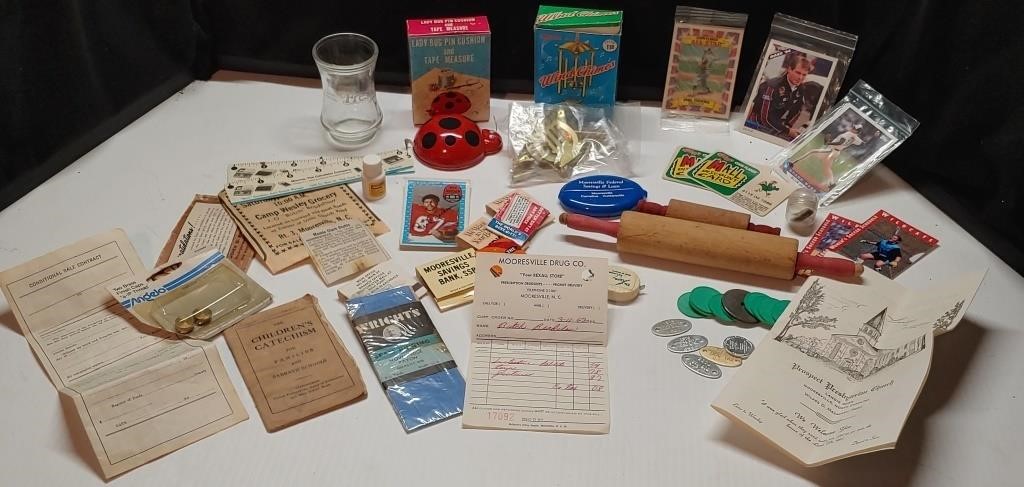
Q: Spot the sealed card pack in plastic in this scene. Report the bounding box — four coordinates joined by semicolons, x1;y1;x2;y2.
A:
738;14;857;146
660;6;747;131
772;80;919;206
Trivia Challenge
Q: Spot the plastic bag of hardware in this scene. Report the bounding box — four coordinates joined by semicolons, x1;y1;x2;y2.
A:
660;6;748;132
508;101;632;186
772;80;919;207
344;286;465;432
108;249;272;339
737;13;858;146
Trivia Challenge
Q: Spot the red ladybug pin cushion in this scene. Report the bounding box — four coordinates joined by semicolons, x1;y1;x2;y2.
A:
413;91;502;171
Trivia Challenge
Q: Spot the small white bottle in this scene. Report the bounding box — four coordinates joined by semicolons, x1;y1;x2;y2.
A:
361;154;386;201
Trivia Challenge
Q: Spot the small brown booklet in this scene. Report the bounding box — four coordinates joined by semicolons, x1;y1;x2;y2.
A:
224;294;366;431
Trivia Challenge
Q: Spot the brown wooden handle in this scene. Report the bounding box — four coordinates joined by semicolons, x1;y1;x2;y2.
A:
746;222;782;235
795;253;864;278
559;213;620;238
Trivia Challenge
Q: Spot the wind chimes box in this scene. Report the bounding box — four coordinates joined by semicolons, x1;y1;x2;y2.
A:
533;5;622;108
406;16;491;125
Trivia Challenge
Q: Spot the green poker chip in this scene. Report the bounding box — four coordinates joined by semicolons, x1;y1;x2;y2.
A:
689;286;720;317
763;299;791;325
677;292;704;318
742;292;770;323
706;293;735;323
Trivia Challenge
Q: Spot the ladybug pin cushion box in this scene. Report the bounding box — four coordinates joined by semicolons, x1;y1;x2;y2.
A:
407;16;491;125
407;16;501;170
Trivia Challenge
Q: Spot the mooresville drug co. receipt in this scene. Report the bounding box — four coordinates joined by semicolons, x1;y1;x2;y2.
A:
0;229;247;478
462;253;609;434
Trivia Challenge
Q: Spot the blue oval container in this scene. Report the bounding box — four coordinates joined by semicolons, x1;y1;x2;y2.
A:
558;175;647;218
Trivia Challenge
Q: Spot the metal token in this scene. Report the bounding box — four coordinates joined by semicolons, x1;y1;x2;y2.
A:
699;346;743;367
681;354;722;379
652;319;692;337
667;334;708;353
723;336;755;359
722;289;759;324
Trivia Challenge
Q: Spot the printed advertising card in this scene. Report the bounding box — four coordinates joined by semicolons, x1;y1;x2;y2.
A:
337;260;426;301
219;185;388;273
663;146;711;188
686;151;796;216
224;295;366;432
156;194;255;271
224;147;415;204
300;220;390;285
462;253;610;434
712;273;984;466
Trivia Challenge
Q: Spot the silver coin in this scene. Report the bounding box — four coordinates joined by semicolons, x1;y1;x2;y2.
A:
667;334;708;353
723;336;755;359
722;289;759;324
651;318;692;337
681;354;722;379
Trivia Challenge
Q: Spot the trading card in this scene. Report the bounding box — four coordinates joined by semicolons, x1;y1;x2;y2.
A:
739;39;838;146
662;23;744;119
801;213;861;255
663;146;711;188
833;210;939;280
779;104;895;195
686;151;796;216
401;179;469;249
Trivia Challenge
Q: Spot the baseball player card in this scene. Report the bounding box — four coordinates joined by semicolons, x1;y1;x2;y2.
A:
739;40;838;146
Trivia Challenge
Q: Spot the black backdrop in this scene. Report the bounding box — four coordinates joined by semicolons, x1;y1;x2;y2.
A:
4;1;1022;274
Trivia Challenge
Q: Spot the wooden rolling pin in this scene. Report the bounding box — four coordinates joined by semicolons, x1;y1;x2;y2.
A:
560;211;862;280
634;199;781;235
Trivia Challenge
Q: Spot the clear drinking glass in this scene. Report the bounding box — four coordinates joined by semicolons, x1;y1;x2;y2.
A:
313;33;383;148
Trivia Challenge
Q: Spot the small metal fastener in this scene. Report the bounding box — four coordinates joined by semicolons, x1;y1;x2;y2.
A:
175;319;195;335
192;308;213;327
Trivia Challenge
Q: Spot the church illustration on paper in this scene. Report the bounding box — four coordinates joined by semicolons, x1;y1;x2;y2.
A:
822;308;926;379
785;308;926;380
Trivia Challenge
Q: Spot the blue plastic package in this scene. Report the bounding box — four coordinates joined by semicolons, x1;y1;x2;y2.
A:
345;286;464;431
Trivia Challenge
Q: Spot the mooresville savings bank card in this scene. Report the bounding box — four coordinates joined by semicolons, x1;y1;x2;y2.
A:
686;151;796;216
463;253;610;434
416;248;477;312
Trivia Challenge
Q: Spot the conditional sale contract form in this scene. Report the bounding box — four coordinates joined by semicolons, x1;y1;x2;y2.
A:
0;229;247;478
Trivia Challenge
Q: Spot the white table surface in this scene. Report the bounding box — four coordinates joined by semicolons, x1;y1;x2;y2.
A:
1;75;1022;486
